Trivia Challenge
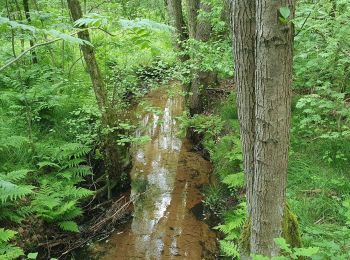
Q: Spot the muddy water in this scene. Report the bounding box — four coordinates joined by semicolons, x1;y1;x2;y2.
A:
101;86;218;260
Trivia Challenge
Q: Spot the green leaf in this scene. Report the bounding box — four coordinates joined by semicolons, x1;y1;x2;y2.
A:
58;221;79;232
27;252;38;259
279;7;291;19
274;237;292;254
0;229;17;242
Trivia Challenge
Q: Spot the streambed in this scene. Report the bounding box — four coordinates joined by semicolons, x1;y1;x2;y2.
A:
96;85;219;259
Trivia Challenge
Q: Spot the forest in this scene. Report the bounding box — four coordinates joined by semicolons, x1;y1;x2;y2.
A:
0;0;349;259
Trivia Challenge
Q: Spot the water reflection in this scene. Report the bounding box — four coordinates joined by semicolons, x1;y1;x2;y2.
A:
100;86;218;260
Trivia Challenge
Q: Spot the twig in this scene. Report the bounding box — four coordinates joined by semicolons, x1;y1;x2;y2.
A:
0;37;62;72
295;12;311;37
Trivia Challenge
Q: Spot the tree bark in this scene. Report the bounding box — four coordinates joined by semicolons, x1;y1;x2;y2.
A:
23;0;38;63
232;0;256;221
250;0;295;256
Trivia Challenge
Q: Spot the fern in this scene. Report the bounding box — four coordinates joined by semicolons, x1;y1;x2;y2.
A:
0;229;16;243
0;177;34;203
219;240;240;258
58;221;79;233
3;169;32;182
215;202;246;258
222;172;245;189
0;229;24;260
30;142;93;231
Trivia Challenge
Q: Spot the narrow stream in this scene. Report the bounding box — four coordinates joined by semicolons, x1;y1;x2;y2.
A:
99;85;218;259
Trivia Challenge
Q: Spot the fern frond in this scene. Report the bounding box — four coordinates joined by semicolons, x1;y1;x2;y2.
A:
4;169;32;182
37;161;61;170
0;180;34;203
222;172;245;189
0;229;16;242
219;240;240;258
58;221;79;232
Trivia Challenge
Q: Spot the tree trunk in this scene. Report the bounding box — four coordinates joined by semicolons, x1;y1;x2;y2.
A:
250;0;295;256
67;0;109;116
167;0;188;51
232;0;256;222
67;0;122;199
188;1;215;115
187;0;199;38
23;0;38;63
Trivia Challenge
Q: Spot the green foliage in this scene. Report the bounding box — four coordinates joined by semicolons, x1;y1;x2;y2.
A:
0;170;34;204
293;0;350;92
253;238;319;260
183;39;234;79
0;229;24;260
177;112;224;139
215;202;246;258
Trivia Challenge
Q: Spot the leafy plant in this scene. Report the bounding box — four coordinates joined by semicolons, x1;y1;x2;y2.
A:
253;238;319;260
215;202;246;258
0;229;24;260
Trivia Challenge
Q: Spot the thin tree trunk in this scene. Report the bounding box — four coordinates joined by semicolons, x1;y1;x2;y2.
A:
251;0;295;256
187;0;199;38
14;0;25;53
67;0;108;116
67;0;122;199
23;0;38;63
5;0;16;58
32;0;57;66
167;0;188;53
188;1;215;114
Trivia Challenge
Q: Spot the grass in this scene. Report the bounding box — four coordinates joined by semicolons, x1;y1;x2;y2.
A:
287;117;350;258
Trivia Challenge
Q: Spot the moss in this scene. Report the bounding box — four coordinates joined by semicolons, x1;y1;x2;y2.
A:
239;203;302;256
239;217;251;255
282;204;302;248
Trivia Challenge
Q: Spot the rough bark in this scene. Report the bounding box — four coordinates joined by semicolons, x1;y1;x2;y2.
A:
232;0;256;218
23;0;38;63
250;0;295;256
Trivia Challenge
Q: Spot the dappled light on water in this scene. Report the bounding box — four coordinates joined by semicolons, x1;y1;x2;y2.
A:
100;85;218;259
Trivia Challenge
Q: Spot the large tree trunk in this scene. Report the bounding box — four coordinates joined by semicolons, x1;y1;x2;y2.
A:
167;0;187;51
250;0;295;256
23;0;38;63
232;0;256;222
67;0;122;199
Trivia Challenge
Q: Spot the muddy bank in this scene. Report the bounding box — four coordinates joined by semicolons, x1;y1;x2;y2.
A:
95;85;219;259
